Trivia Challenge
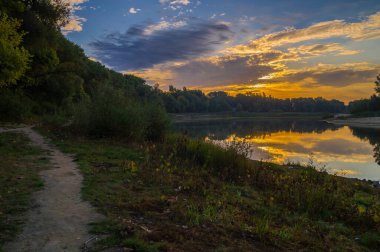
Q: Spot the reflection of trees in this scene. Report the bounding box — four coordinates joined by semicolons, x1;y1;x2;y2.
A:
174;119;341;140
374;145;380;165
350;127;380;165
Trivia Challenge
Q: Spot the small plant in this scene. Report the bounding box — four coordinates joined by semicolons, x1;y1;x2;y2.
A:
254;217;272;240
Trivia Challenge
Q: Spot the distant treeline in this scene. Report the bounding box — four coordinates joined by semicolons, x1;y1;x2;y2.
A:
348;95;380;114
348;75;380;114
161;86;346;113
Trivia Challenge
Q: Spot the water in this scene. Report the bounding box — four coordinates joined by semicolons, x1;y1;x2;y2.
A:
174;118;380;180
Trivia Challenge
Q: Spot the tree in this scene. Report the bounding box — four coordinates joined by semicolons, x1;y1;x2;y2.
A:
21;0;70;28
0;13;30;87
375;74;380;96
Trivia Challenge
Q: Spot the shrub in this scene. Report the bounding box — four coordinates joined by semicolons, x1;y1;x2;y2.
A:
143;103;169;141
72;86;145;140
72;86;169;141
0;89;32;121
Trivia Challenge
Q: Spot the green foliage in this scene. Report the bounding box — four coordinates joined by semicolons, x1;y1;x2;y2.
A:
162;86;346;113
349;95;380;113
71;86;169;141
0;89;33;121
72;86;145;139
143;103;170;141
21;0;70;29
0;13;30;87
349;74;380;113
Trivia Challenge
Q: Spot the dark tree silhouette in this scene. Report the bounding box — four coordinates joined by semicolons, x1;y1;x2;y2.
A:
161;87;346;113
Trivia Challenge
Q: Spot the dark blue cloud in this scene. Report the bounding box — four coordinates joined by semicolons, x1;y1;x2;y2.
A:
89;21;233;70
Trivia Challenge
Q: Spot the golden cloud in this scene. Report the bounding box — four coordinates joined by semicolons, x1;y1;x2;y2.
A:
131;12;380;101
61;0;88;34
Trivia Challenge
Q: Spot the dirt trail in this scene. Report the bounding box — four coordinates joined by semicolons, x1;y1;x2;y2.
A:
1;127;103;252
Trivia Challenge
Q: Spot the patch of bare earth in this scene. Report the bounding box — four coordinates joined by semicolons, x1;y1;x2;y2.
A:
1;127;103;252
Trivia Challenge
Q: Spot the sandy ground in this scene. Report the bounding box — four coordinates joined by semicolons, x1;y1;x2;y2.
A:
1;127;103;252
327;117;380;129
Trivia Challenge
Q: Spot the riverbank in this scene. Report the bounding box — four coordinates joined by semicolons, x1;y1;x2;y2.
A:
326;117;380;129
172;112;329;123
36;126;380;251
2;124;380;251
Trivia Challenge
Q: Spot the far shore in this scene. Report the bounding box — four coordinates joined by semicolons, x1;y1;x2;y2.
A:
326;117;380;129
171;112;328;123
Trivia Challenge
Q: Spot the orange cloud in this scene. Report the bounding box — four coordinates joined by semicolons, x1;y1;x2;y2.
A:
61;0;88;34
131;12;380;101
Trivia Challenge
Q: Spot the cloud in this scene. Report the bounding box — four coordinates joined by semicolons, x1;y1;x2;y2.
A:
287;43;360;57
170;0;191;5
141;13;380;89
168;53;281;87
130;44;374;91
143;20;187;35
62;16;87;33
271;63;379;87
225;12;380;54
160;0;191;5
160;0;191;10
96;11;379;102
90;21;233;70
313;139;373;155
61;0;88;34
129;8;141;14
65;0;88;6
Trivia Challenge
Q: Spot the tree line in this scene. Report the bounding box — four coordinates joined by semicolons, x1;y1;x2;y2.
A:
0;0;168;140
160;86;346;113
348;75;380;114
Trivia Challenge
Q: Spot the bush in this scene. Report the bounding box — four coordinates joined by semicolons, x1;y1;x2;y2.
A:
143;103;169;141
0;89;32;121
72;86;169;141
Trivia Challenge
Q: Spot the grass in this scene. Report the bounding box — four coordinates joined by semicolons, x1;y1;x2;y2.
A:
41;127;380;251
0;132;48;250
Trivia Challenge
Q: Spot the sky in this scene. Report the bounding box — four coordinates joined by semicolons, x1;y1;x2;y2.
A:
63;0;380;102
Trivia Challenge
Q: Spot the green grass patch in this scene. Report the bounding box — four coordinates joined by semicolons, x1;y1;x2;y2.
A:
0;132;48;250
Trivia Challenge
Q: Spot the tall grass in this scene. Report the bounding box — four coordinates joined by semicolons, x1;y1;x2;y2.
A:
71;86;169;141
152;135;380;228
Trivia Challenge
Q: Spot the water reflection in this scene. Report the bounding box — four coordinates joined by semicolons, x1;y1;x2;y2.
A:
174;119;380;180
350;127;380;166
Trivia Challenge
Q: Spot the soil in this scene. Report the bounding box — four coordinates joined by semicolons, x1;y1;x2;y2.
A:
1;127;103;252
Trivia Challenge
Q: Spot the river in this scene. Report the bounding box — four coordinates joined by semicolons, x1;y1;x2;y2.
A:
174;118;380;180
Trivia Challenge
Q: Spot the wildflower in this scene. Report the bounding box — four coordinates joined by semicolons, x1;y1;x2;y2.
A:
357;205;366;214
128;161;138;173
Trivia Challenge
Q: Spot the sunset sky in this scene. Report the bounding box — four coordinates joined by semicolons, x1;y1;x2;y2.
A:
64;0;380;102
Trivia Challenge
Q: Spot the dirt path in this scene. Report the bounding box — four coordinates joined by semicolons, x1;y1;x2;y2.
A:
1;127;103;252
